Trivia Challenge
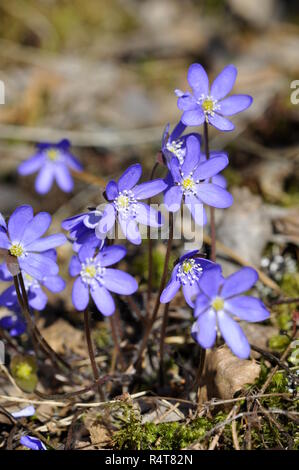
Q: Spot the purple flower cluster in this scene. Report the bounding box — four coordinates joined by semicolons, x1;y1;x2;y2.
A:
18;139;82;194
1;61;271;364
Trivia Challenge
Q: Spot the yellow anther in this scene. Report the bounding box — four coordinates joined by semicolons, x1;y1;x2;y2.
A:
182;260;194;274
9;243;24;258
202;98;215;113
47;149;59;161
85;265;97;278
212;297;224;312
117;195;129;209
182;177;195;191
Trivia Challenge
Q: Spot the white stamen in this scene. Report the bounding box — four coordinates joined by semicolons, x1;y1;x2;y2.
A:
176;258;203;286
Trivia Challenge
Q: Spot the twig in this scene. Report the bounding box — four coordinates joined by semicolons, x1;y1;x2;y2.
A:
159;302;170;386
83;308;105;401
208;406;238;450
147;162;159;311
250;343;299;383
204;121;216;262
270;297;299;306
109;315;126;369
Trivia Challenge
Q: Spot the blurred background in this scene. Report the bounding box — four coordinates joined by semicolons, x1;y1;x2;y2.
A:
0;0;298;315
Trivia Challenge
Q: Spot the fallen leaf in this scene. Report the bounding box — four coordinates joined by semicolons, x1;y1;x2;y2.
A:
199;346;260;403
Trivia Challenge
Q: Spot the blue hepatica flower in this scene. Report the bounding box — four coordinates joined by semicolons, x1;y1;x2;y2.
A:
160;250;215;308
18;139;83;194
199;150;228;189
0;311;26;337
70;244;138;316
0;251;65;311
164;135;233;225
176;64;252;131
161;121;188;166
98;163;167;245
0;205;66;280
62;209;105;253
192;266;270;359
20;435;46;450
12;405;36;419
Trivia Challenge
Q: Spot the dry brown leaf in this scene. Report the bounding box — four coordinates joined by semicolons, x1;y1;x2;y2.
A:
83;411;111;448
39;318;86;357
199;346;260;404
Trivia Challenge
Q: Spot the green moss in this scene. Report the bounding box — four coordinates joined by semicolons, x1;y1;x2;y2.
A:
112;402;213;450
132;248;176;290
94;323;111;349
269;334;290;352
222;167;243;187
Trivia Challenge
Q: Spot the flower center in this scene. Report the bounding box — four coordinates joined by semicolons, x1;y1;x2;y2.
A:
182;260;193;274
9;243;24;258
80;258;105;288
202;98;215;113
46;148;60;161
176;258;203;285
166;140;185;164
117;195;129;209
198;94;220;122
212;296;224;312
182;177;195;192
114;190;137;219
85;265;97;278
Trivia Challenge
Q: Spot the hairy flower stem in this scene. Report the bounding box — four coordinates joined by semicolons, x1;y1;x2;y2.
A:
146;162;159;314
159;301;170;386
204;121;216;263
83;308;105;401
196;121;216;399
13;275;37;351
109;315;126;369
135;213;174;369
16;273;72;374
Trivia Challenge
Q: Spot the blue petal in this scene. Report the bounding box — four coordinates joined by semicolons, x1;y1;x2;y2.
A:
217;311;250;359
104;269;138;295
106;181;118;201
8;205;34;242
225;296;270;322
211;64;237;100
221;267;258;298
72;277;89;311
198;265;223;298
191;308;217;348
90;285;115;316
95;245;126;267
118;164;142;192
18;153;45;175
181;135;200;175
133;179;168;200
